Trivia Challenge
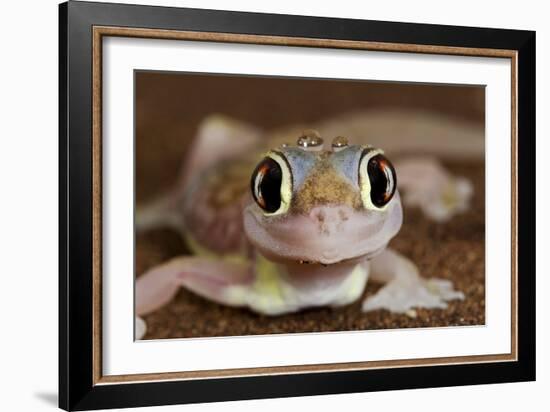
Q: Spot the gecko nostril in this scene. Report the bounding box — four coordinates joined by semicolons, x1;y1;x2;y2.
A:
309;207;352;226
311;209;325;223
338;208;349;221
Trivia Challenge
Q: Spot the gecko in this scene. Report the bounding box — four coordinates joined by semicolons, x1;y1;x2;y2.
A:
135;111;477;338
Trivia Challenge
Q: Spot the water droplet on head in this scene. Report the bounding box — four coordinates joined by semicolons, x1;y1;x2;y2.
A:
331;136;348;151
297;129;324;151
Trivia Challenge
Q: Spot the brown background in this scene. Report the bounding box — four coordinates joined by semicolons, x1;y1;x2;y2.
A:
136;72;484;202
135;72;485;339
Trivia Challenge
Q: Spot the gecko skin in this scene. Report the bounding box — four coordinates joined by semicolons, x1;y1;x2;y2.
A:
135;115;471;338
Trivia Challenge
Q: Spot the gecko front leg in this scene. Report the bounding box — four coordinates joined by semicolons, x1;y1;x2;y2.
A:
135;255;302;338
135;256;254;339
136;256;255;316
362;249;464;315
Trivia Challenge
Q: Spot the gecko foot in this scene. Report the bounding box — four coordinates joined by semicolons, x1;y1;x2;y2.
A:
362;277;464;315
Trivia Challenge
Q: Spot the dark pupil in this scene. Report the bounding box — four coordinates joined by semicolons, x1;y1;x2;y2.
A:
251;157;282;213
367;154;396;207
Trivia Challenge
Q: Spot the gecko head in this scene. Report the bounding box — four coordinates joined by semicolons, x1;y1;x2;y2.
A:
243;132;403;266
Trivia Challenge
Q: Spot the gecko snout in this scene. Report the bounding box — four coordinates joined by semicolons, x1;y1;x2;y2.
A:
309;205;350;234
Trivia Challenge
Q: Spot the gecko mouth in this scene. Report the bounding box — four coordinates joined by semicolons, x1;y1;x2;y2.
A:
322;249;339;260
243;199;402;266
295;243;386;266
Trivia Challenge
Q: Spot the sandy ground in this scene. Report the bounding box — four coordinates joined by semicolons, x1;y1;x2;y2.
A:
137;163;485;339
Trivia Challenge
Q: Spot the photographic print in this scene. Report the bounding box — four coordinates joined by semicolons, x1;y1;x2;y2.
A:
60;2;534;408
134;73;485;340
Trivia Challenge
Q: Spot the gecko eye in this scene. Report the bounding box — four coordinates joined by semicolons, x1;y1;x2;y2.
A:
251;152;292;215
359;149;397;210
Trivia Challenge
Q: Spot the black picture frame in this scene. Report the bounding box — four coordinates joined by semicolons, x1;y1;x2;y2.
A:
59;1;536;410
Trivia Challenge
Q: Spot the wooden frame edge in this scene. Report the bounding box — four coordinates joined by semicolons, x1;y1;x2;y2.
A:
510;51;519;362
91;25;519;386
94;26;517;58
92;26;103;385
96;353;515;385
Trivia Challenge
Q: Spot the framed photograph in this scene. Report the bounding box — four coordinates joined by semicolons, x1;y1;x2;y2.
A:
59;1;535;410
